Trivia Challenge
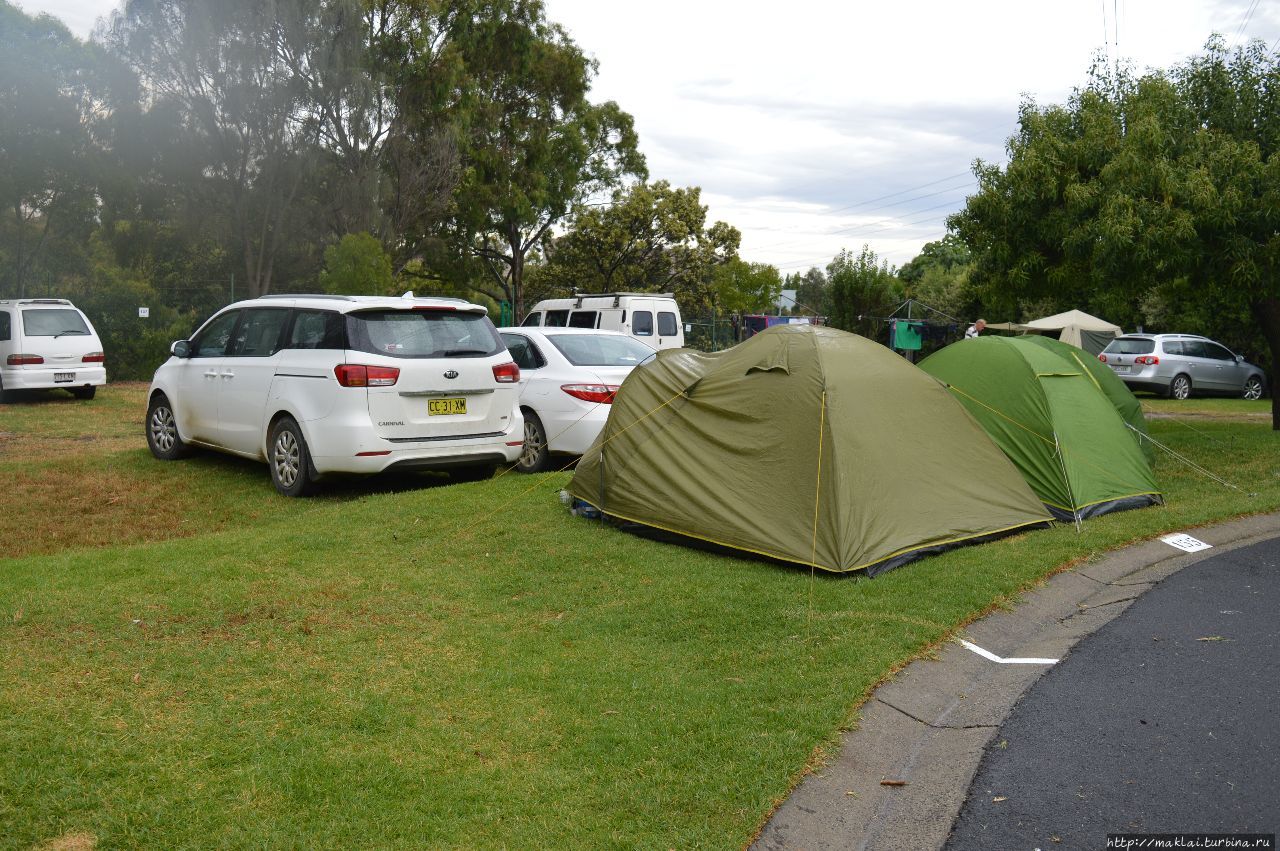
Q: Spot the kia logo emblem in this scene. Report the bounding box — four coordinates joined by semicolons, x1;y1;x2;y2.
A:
444;370;459;379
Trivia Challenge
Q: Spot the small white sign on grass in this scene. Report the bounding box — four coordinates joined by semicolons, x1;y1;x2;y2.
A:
1160;533;1212;553
138;307;150;318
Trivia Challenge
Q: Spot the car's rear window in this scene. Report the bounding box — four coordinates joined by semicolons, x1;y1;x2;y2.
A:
1104;337;1155;355
346;309;504;359
549;334;657;366
21;308;89;337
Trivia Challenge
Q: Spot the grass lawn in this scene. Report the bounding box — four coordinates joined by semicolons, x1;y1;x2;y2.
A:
1;385;1278;849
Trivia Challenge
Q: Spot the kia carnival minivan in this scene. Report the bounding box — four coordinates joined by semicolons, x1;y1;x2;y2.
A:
0;299;106;402
146;294;524;495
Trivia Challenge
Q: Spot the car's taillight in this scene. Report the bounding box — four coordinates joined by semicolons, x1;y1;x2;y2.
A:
6;354;43;365
1135;356;1160;365
82;352;105;363
1098;354;1108;363
561;384;620;404
334;364;400;387
492;361;520;383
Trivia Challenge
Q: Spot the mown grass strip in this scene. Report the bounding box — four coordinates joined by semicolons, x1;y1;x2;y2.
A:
1;391;1276;848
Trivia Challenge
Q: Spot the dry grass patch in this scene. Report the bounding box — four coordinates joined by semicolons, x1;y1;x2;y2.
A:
0;458;187;559
36;832;96;851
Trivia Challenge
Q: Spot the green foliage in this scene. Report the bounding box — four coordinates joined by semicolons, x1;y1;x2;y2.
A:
0;1;118;297
785;267;831;316
538;180;740;315
826;246;902;335
713;259;783;314
45;238;192;380
320;232;395;295
949;37;1280;425
897;236;976;320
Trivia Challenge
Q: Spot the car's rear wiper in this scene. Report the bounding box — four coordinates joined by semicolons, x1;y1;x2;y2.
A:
435;348;492;357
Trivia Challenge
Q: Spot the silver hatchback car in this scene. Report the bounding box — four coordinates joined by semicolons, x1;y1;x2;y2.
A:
1099;334;1266;400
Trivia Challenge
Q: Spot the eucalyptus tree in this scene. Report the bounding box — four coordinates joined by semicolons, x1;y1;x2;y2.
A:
0;3;114;296
429;0;646;316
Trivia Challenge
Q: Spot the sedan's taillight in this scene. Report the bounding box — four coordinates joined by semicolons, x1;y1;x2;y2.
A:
82;352;105;363
1134;356;1160;365
1098;354;1108;363
6;354;43;365
561;384;620;404
334;364;400;387
492;361;520;383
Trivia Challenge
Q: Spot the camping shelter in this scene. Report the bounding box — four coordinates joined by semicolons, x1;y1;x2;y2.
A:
986;309;1123;355
568;325;1052;576
918;335;1160;522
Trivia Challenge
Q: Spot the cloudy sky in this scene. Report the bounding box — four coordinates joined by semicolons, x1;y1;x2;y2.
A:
17;0;1280;272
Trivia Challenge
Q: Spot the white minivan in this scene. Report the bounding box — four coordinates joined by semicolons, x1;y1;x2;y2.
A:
146;293;524;496
0;299;106;402
520;293;685;349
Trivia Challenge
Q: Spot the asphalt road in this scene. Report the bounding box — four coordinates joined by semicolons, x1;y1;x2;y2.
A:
945;537;1280;850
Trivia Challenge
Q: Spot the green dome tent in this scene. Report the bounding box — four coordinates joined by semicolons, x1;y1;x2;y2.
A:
568;325;1052;576
918;335;1161;522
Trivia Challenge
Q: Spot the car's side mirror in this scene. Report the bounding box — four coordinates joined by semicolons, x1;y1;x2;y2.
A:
1235;354;1244;363
171;340;192;358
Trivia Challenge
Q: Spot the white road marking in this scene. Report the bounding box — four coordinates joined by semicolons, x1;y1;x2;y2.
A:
959;639;1058;665
1160;533;1213;552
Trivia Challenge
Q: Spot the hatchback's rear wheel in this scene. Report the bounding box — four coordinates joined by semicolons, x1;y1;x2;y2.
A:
1169;374;1192;400
1243;375;1264;400
269;417;317;497
516;411;551;473
146;394;190;460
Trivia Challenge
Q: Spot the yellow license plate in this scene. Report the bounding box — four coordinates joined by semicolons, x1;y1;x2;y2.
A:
428;398;467;416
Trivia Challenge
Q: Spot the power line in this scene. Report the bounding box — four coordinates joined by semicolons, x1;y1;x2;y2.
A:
747;179;974;251
769;202;964;271
1232;0;1261;46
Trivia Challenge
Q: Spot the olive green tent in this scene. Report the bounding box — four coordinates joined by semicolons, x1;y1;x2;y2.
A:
918;335;1161;521
568;325;1052;576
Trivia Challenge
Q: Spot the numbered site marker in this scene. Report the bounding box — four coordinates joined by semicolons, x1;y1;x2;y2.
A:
138;307;150;318
1160;533;1212;553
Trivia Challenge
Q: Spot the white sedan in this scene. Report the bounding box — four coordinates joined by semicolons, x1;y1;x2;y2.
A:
498;327;658;473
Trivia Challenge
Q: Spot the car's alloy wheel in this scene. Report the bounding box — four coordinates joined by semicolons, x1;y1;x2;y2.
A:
269;417;316;497
516;412;550;473
1171;375;1191;400
1243;376;1263;400
146;395;190;460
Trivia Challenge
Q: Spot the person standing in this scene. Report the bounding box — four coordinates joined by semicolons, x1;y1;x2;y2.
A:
965;318;986;339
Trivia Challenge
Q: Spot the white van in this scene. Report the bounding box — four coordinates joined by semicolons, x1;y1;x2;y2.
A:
0;299;106;402
521;292;684;349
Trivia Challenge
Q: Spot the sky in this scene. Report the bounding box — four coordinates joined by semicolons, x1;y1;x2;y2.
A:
16;0;1280;273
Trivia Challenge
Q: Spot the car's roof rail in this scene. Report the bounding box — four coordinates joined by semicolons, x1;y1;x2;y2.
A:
257;293;356;301
2;298;73;305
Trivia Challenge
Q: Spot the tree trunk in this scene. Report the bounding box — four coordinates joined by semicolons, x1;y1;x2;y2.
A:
1252;296;1280;431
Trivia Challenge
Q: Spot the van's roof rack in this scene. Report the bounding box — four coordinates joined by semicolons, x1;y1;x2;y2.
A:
570;292;675;308
0;298;72;305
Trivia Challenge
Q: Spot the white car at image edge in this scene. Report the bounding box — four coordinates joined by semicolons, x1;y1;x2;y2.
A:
147;293;524;495
0;298;107;401
498;326;658;473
